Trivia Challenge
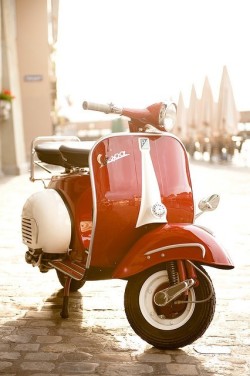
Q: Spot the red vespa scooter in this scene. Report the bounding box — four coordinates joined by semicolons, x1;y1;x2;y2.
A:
22;101;234;349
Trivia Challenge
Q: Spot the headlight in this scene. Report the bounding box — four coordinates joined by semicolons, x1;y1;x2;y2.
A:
159;102;177;131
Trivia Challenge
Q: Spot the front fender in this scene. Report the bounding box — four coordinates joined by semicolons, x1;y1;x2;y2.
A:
113;223;234;279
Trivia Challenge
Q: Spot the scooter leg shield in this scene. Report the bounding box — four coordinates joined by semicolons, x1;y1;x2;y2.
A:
113;223;234;279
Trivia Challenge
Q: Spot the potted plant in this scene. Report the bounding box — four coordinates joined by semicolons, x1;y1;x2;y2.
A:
0;89;15;121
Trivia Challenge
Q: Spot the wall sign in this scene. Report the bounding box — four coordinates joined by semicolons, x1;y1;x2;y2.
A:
24;75;43;82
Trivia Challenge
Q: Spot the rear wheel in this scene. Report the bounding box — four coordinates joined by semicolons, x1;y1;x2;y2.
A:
56;270;85;292
124;263;216;349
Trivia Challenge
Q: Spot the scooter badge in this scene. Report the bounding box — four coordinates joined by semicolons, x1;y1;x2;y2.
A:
97;151;129;167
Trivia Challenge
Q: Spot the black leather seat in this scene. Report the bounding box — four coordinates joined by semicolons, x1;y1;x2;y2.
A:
35;141;95;168
35;142;69;167
59;141;95;168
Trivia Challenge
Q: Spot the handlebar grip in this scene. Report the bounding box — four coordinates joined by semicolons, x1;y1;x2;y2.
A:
82;101;112;114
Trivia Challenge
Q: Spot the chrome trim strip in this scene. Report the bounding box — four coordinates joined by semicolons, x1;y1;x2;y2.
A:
86;142;98;269
194;224;214;236
144;243;206;258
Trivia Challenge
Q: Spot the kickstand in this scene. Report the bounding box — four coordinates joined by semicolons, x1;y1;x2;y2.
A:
60;276;72;319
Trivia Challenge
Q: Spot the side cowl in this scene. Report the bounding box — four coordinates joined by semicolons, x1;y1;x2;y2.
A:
22;189;71;253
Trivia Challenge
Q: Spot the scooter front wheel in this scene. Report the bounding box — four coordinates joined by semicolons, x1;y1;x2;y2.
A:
124;263;216;349
56;270;85;292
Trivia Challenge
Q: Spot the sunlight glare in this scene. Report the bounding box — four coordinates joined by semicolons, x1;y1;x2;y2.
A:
56;0;250;120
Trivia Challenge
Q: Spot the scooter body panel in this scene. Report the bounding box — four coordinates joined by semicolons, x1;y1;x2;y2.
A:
22;189;71;253
112;223;234;279
87;133;194;268
48;173;93;259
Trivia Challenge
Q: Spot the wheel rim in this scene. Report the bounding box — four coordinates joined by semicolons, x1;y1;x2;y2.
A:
139;270;196;330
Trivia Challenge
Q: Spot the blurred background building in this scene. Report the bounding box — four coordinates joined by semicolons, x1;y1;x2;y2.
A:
0;0;56;175
0;0;250;176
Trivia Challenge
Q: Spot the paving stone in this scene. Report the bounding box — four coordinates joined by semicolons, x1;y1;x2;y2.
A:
25;311;58;319
104;363;153;375
56;361;99;373
3;334;32;343
24;352;60;361
0;344;11;351
14;343;40;351
166;363;199;375
29;320;56;327
41;343;77;353
96;352;131;362
29;374;59;376
61;353;93;362
0;351;21;360
135;352;172;363
18;327;49;335
28;372;59;376
36;335;62;344
0;361;13;371
0;327;15;336
20;361;55;371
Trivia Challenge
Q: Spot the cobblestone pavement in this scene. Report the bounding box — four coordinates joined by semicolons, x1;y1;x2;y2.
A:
0;160;249;375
